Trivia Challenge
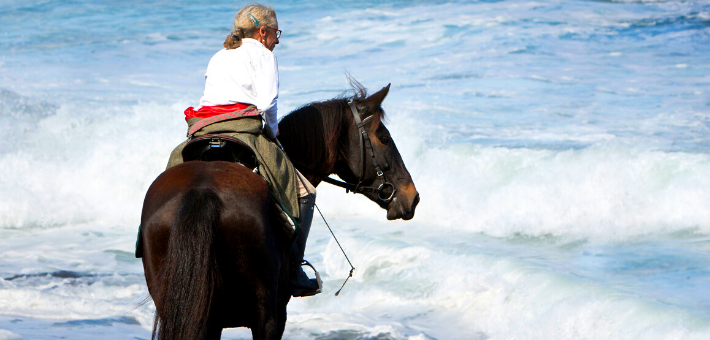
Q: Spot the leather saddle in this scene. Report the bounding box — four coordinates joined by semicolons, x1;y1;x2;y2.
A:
182;134;258;170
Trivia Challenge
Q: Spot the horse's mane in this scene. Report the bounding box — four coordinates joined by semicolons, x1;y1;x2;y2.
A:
278;77;386;177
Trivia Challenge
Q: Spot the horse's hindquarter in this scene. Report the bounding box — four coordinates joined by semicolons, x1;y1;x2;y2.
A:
141;161;290;330
208;163;291;328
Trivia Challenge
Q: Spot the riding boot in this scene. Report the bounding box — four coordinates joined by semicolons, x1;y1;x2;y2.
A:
290;193;322;297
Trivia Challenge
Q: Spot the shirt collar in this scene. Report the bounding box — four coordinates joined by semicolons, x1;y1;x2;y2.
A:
242;38;262;45
240;38;271;53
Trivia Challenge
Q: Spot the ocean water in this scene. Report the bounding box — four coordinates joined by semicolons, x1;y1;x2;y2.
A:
1;0;710;339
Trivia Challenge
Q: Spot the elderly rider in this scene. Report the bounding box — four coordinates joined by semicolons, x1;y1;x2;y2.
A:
164;4;320;297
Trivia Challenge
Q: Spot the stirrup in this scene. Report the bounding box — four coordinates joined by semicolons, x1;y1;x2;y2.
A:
292;260;323;297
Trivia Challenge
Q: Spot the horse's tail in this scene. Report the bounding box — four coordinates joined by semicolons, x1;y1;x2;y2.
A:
153;188;223;340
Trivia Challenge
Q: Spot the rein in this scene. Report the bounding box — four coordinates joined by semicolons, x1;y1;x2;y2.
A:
321;100;396;203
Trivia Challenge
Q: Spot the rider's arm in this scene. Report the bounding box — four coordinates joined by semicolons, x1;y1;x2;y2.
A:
253;51;279;139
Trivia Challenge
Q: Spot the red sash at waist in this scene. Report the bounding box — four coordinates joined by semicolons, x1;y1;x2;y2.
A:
184;103;252;120
184;103;262;137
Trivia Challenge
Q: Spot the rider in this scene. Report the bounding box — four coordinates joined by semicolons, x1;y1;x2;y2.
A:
165;4;320;297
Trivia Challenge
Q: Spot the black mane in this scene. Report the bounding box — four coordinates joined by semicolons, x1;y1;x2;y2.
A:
278;97;349;177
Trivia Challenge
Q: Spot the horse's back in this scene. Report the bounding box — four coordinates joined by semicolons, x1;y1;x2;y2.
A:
143;160;270;208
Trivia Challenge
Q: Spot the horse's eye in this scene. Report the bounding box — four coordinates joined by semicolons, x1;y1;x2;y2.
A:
379;136;390;145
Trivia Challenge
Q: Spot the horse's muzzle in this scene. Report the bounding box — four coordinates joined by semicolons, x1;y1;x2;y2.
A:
387;185;419;221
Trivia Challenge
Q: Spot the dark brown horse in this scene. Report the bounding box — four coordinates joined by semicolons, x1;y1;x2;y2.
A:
140;82;419;339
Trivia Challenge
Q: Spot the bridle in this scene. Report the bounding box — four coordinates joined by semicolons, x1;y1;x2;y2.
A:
322;99;396;203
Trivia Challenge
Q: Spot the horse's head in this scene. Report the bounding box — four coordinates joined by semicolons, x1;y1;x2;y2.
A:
334;84;420;220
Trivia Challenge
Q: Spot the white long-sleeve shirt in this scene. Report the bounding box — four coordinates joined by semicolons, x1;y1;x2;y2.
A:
199;38;279;138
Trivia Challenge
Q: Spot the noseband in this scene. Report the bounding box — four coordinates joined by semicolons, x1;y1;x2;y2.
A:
322;99;396;203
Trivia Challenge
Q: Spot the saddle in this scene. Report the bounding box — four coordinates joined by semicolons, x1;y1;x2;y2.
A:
182;134;258;170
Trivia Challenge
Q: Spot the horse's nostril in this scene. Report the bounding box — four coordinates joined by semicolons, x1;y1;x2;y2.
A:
412;193;420;210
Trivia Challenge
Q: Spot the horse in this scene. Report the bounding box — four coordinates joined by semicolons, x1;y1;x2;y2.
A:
140;81;420;339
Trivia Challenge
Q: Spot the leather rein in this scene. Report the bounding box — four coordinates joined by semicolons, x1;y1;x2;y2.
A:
321;99;396;203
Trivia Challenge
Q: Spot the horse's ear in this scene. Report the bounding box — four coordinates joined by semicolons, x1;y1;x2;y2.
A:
360;83;390;111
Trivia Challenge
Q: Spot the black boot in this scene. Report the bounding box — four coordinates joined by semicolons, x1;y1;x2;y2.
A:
290;193;322;297
135;224;143;258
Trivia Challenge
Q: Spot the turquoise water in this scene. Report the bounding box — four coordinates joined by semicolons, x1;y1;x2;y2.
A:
1;0;710;339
